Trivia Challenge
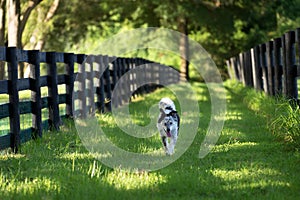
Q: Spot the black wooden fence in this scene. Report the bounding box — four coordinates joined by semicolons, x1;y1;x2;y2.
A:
0;47;180;153
226;28;300;103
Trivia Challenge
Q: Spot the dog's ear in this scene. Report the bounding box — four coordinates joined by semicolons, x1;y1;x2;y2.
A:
165;106;172;111
158;109;166;123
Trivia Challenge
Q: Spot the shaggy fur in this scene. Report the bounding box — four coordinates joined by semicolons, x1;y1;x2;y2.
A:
157;97;180;155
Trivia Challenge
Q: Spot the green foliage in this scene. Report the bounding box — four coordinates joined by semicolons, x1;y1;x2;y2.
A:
20;0;300;75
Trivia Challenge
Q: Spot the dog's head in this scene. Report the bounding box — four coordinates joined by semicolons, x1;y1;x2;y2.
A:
163;114;179;137
159;97;176;114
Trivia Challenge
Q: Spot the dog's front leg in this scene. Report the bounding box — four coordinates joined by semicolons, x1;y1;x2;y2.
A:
169;135;178;155
161;136;170;155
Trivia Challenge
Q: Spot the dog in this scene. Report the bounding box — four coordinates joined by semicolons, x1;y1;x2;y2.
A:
157;97;180;155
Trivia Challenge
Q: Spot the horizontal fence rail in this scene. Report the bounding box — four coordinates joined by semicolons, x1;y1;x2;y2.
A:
226;28;300;104
0;47;180;152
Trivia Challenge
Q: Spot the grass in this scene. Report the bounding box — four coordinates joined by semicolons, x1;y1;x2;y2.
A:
0;80;300;199
236;80;300;150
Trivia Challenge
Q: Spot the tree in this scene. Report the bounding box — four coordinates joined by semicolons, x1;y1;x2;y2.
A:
0;0;5;45
40;0;130;51
5;0;42;77
5;0;298;80
7;0;20;47
178;17;189;81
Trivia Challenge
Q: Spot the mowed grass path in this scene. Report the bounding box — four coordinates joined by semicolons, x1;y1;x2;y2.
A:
0;81;300;199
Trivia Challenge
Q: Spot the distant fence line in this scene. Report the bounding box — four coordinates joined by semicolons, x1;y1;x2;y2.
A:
0;47;180;153
226;28;300;103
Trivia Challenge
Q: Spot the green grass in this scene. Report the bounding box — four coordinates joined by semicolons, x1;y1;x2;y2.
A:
0;81;300;199
235;80;300;150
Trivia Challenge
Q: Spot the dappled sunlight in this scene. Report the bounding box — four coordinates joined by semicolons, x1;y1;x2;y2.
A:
58;152;96;160
0;175;61;198
0;153;25;160
104;169;167;190
226;111;243;120
210;167;290;191
212;142;258;153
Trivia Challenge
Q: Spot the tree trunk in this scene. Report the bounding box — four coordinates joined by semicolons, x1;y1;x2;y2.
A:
0;0;5;44
0;0;6;80
7;0;23;78
7;0;20;47
8;0;43;78
178;17;189;81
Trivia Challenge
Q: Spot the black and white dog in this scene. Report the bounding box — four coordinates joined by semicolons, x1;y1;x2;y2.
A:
157;97;180;155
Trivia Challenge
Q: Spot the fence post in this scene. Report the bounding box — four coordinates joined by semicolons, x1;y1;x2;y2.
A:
28;50;42;138
94;55;105;113
7;47;20;153
241;52;246;85
230;56;238;81
131;58;138;98
46;52;61;130
243;50;253;87
86;55;95;115
251;46;262;91
140;58;147;93
134;58;141;95
111;57;118;108
111;57;117;91
118;58;126;105
143;59;151;93
273;37;283;96
64;53;75;118
259;43;268;94
128;58;133;96
76;54;87;118
122;58;130;104
234;55;239;81
116;57;123;107
266;41;275;96
238;53;245;84
226;58;234;80
283;31;298;100
103;55;112;112
296;28;300;104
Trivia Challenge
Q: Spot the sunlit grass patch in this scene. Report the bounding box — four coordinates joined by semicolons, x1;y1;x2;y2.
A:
105;168;167;190
0;175;61;198
211;167;290;191
212;142;258;153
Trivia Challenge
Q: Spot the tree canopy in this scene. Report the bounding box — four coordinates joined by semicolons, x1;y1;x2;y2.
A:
2;0;300;79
